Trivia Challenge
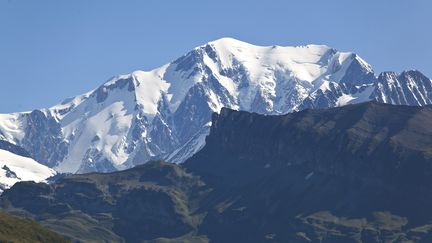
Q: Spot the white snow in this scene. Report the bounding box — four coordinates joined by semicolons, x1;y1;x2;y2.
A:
336;94;356;106
166;122;211;164
206;38;337;111
202;53;238;98
0;113;26;142
336;85;375;106
0;149;56;192
0;37;379;173
48;91;93;121
132;70;170;116
55;84;135;172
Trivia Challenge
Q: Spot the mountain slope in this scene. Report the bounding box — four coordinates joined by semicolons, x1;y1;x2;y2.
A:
0;161;206;242
1;38;432;173
3;102;432;242
0;141;56;193
0;211;69;243
184;101;432;242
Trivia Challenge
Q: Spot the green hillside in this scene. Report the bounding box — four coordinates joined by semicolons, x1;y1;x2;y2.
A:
0;211;69;243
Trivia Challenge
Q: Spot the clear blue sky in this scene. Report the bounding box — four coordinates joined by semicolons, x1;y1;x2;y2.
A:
0;0;430;113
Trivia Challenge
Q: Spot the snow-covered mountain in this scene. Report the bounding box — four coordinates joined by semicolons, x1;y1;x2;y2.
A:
1;38;432;173
0;141;56;193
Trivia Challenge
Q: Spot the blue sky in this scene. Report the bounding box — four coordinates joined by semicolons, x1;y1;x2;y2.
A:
0;0;430;113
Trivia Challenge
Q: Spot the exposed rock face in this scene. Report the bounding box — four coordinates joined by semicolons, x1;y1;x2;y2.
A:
193;101;432;183
3;102;432;242
373;70;432;106
1;38;432;173
0;140;31;158
184;102;432;242
20;110;68;167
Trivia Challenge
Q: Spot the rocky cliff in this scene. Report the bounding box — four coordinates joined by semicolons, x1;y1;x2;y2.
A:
2;102;432;242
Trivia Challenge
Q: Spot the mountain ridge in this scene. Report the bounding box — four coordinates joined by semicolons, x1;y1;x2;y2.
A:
1;38;432;173
3;102;432;242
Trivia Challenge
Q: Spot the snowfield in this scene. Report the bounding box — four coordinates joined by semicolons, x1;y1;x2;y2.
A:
0;37;431;173
0;149;56;193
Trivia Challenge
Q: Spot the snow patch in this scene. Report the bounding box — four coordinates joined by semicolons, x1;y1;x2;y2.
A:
0;149;56;191
337;85;375;106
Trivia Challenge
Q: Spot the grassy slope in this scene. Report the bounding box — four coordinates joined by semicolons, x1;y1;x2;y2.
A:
0;211;69;243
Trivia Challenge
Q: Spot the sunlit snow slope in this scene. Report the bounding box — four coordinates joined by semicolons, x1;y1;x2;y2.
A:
1;38;432;173
0;149;56;193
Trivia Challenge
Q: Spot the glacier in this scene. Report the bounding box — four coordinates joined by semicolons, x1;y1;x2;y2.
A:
1;37;431;173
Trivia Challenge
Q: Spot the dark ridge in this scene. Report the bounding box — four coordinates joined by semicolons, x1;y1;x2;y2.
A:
3;102;432;242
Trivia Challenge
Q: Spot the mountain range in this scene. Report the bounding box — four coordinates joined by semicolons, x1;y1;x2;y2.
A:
2;102;432;242
1;38;432;174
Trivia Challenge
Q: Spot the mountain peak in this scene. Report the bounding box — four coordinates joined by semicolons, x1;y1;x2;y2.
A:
206;37;332;51
2;39;432;174
377;70;430;81
206;37;250;47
